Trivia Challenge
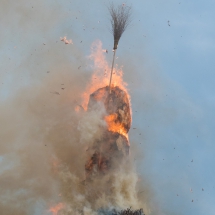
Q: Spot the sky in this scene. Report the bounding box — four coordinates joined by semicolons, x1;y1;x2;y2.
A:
0;0;215;214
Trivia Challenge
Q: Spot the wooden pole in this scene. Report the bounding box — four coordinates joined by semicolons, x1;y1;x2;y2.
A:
109;49;116;93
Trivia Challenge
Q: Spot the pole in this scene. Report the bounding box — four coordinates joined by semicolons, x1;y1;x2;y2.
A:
109;49;116;93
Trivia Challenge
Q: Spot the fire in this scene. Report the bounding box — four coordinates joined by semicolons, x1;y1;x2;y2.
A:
80;40;132;141
82;41;132;179
105;114;128;139
49;203;64;215
81;40;131;111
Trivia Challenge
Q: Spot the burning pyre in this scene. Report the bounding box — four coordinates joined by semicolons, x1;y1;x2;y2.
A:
80;4;143;213
85;2;132;186
50;3;145;214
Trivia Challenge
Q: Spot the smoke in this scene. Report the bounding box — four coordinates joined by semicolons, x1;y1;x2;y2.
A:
0;42;154;215
0;1;158;215
78;103;107;144
0;39;147;214
0;57;152;215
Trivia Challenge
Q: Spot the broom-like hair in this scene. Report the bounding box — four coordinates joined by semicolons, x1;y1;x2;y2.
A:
109;3;131;50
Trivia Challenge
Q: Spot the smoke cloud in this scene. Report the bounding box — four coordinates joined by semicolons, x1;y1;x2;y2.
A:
0;46;153;214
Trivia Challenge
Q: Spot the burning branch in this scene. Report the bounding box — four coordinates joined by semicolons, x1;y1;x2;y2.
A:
108;3;131;93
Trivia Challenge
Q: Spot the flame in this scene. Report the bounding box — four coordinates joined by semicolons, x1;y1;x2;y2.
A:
105;114;128;139
49;203;64;215
81;40;131;111
80;40;131;140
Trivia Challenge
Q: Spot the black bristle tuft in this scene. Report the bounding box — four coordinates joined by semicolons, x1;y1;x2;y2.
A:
108;3;131;50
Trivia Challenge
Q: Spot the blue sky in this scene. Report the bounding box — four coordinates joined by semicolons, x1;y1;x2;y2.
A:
0;0;215;214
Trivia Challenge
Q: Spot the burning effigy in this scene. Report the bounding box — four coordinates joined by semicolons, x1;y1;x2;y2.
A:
81;4;145;214
49;4;145;215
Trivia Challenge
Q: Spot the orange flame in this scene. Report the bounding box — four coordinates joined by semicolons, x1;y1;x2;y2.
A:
49;203;64;215
81;40;131;111
105;114;128;139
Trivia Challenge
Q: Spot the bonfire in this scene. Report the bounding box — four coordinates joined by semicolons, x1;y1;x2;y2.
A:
83;4;144;215
49;4;145;215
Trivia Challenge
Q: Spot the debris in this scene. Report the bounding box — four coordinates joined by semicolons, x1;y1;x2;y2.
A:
102;49;108;53
60;36;73;45
167;20;170;26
